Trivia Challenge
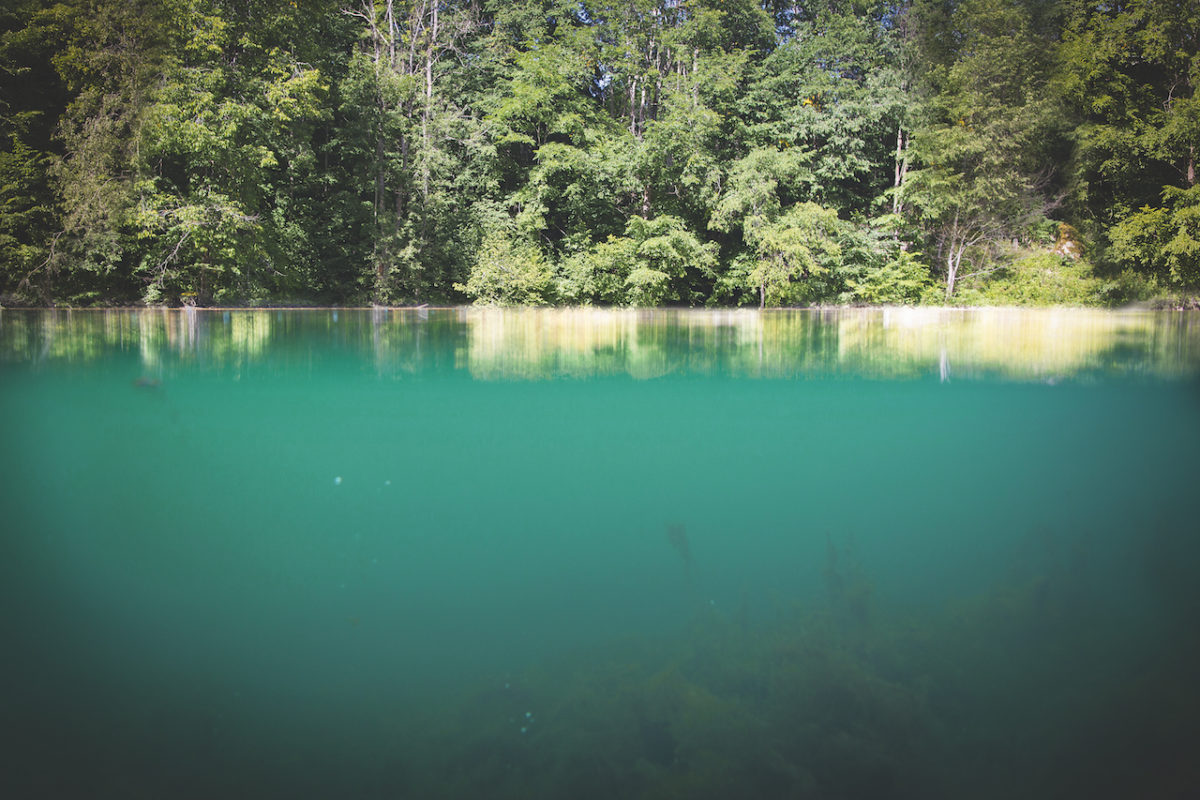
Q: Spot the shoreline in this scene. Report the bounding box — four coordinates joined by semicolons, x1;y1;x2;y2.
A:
3;302;1197;312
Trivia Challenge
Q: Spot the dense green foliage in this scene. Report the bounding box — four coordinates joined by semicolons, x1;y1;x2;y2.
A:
1;0;1197;306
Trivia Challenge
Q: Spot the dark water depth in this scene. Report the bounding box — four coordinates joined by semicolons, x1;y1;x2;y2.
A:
2;308;1198;799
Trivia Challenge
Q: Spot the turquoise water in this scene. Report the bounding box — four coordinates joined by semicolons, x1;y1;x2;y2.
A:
2;308;1198;798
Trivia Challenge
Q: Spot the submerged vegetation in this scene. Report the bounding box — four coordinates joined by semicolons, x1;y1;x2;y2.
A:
2;0;1198;307
378;523;1200;799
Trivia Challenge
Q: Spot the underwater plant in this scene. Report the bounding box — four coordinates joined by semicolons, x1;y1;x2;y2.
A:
666;523;692;583
823;533;874;635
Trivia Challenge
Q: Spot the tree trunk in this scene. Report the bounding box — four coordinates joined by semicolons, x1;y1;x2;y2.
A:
946;245;962;299
374;134;384;225
399;134;409;227
639;78;648;132
422;0;437;203
385;0;395;66
629;78;638;138
892;125;908;214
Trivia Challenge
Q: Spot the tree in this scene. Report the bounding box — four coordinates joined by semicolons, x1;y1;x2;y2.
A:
1061;0;1200;286
341;0;493;303
0;0;71;301
747;202;844;307
483;30;628;262
131;0;331;303
0;135;56;299
1108;186;1200;286
711;147;845;305
904;0;1065;298
741;2;909;216
1;0;167;302
456;228;555;305
559;213;717;305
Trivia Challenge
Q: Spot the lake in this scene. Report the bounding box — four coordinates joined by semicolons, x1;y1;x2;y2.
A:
2;307;1198;799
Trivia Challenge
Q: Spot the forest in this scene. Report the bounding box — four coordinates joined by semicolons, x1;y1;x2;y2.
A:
1;0;1197;308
